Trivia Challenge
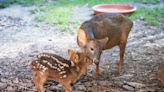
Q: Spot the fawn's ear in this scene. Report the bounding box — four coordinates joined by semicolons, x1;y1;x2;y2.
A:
68;49;79;66
68;49;74;58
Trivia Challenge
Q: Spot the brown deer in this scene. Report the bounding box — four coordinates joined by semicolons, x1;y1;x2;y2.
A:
30;49;93;92
158;64;164;86
77;13;133;78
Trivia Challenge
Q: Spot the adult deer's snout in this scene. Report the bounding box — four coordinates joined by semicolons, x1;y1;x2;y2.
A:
93;58;99;65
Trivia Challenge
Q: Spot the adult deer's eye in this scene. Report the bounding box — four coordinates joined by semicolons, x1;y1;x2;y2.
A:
90;48;94;51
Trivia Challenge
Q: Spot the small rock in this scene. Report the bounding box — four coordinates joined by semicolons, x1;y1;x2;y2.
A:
13;78;19;83
48;84;63;91
145;88;156;92
126;82;145;89
48;39;52;41
6;86;16;92
0;82;7;90
49;85;57;91
120;74;133;79
1;78;10;83
57;84;63;88
76;85;86;91
98;81;111;86
122;85;135;91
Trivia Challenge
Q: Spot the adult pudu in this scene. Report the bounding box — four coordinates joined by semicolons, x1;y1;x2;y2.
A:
77;13;133;78
30;49;92;92
158;64;164;86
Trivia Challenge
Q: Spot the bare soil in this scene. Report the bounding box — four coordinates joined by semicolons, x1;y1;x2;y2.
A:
0;4;164;92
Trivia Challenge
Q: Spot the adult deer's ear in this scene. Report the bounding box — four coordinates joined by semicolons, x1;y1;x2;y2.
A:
68;49;79;66
98;37;108;49
77;28;89;48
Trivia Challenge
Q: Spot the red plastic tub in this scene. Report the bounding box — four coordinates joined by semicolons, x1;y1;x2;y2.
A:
92;4;136;15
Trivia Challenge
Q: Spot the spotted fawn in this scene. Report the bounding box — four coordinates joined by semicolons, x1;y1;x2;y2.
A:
30;49;93;92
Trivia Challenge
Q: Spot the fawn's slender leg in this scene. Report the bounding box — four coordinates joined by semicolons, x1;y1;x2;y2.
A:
63;84;72;92
33;71;47;92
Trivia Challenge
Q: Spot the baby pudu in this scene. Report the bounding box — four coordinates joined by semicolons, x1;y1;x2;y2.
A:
30;49;93;92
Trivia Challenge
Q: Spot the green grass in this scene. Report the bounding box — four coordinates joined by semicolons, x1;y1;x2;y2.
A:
128;9;146;20
129;7;164;26
35;7;76;32
52;0;160;6
0;0;14;8
14;0;45;6
143;7;164;26
33;3;78;32
0;0;45;8
32;0;162;33
1;0;162;33
141;0;160;4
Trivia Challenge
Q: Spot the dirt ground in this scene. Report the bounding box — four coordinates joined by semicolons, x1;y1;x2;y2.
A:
0;4;164;92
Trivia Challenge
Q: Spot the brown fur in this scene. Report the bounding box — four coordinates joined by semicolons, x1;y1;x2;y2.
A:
77;13;133;78
158;64;164;86
30;49;92;92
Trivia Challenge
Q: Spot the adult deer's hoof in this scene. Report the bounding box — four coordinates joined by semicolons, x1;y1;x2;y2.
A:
115;62;121;76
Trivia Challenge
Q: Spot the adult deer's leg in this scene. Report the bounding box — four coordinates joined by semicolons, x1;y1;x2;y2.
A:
115;31;128;76
115;19;131;76
115;42;126;76
95;63;100;79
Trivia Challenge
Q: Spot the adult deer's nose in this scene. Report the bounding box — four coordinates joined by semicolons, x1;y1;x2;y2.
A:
93;58;99;65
